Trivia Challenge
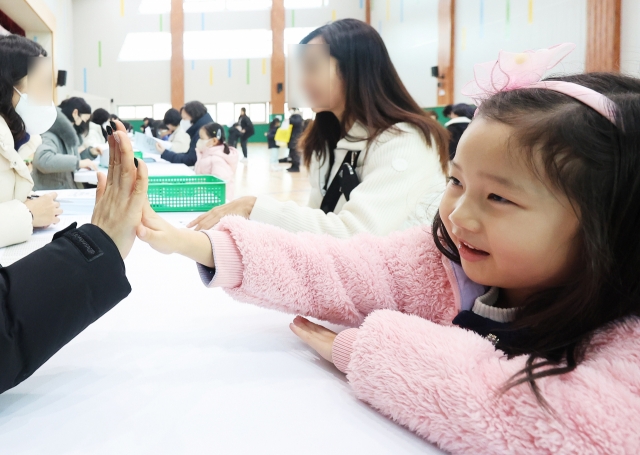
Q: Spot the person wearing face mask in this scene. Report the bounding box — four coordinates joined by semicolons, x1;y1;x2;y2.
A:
0;35;63;248
155;108;190;154
82;107;110;157
31;96;98;190
159;101;212;166
194;122;239;200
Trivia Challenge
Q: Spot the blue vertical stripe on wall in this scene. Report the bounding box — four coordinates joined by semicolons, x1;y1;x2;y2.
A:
359;0;364;8
191;60;195;70
228;59;232;77
378;20;382;34
33;36;38;42
479;0;485;38
201;13;205;30
83;68;87;93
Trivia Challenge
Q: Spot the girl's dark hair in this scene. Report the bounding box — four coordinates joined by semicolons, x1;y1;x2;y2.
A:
59;97;91;121
183;101;207;123
269;118;281;129
163;108;182;127
201;122;230;154
298;19;448;172
0;35;47;142
432;72;640;404
91;108;110;125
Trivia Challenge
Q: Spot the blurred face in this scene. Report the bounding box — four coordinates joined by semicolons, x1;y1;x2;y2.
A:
72;110;90;126
12;56;52;108
302;37;344;118
181;110;192;122
439;118;580;306
167;124;177;133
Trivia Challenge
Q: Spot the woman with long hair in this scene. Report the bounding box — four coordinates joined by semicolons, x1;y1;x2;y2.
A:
188;19;449;238
0;34;62;247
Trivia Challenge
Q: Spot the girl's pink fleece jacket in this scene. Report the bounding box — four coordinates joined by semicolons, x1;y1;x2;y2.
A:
196;216;640;455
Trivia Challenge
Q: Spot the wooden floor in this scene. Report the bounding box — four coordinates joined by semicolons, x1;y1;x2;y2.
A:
233;143;312;205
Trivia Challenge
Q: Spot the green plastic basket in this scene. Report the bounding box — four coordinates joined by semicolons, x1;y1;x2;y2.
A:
133;151;143;159
148;175;226;212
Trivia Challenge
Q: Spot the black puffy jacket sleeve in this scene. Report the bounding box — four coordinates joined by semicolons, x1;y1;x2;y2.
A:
0;223;131;393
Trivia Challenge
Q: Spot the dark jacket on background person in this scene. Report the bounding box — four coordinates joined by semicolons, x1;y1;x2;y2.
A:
288;114;303;151
239;115;254;139
445;116;471;160
227;123;242;148
266;126;279;149
161;112;213;166
0;222;131;394
32;108;87;190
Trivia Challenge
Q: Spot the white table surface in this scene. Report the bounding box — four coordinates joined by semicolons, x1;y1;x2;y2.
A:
0;194;444;455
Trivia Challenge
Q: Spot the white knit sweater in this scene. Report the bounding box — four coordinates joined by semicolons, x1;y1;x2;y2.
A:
250;121;446;238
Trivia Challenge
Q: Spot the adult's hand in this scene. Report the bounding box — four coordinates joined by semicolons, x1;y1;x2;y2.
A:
79;159;99;171
186;196;256;231
91;120;149;259
155;142;165;153
24;193;62;227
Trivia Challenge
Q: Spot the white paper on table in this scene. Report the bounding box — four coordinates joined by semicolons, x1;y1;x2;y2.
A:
134;132;160;155
153;137;173;151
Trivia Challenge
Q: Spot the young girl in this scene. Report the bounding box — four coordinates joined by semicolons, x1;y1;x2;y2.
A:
266;117;281;171
194;122;238;201
136;45;640;453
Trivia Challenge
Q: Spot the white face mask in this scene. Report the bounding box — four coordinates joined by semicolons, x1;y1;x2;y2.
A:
180;119;192;131
13;87;57;136
196;139;212;151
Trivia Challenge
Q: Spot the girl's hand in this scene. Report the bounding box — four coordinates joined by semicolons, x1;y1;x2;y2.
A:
289;316;337;364
136;202;181;254
79;159;99;171
25;193;62;227
187;196;257;231
137;203;215;267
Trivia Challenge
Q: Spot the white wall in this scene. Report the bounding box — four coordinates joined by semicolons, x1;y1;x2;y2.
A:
621;0;640;75
371;0;439;108
71;0;366;112
454;0;587;104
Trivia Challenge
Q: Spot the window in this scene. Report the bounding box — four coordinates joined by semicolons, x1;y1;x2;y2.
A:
153;103;173;121
118;32;171;62
217;102;235;126
117;105;155;120
249;103;266;123
183;30;272;60
118;106;136;119
139;0;325;14
205;104;217;122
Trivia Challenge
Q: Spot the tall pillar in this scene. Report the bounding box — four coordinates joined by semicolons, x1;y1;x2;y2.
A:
170;0;185;108
586;0;621;72
365;0;371;24
437;0;455;105
271;0;285;115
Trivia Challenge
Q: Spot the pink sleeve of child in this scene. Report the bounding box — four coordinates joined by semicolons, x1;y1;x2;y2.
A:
197;216;457;327
334;309;640;454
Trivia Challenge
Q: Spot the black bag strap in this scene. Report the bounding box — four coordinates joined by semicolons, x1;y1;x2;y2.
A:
320;150;361;214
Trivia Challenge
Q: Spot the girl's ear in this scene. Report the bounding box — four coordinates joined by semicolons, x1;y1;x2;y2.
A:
212;137;221;146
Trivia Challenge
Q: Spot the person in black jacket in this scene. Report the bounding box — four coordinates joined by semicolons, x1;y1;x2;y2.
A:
0;120;148;394
237;107;254;161
286;108;304;172
160;101;213;166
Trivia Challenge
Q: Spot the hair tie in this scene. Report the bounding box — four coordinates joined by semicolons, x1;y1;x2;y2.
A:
216;128;222;140
461;43;617;125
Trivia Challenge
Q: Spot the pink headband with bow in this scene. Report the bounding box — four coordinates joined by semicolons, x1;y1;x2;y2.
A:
461;43;617;125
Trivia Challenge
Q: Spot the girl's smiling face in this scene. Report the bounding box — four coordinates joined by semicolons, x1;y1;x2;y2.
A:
440;118;581;306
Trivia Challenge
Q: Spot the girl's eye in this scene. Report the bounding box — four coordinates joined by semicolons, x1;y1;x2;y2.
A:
447;176;461;186
488;193;512;204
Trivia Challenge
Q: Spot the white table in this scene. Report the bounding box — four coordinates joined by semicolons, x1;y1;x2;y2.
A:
0;194;444;455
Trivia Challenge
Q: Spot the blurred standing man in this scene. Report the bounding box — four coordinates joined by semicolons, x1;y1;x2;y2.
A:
286;107;303;173
238;108;254;163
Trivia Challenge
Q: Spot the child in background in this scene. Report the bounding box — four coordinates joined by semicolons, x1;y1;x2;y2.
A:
136;45;640;453
266;118;281;171
194;122;238;201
